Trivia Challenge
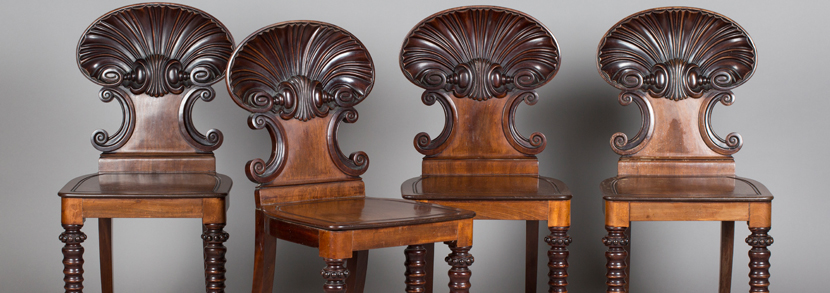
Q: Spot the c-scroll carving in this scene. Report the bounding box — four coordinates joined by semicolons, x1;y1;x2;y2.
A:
245;113;287;183
699;91;743;155
179;87;223;152
327;108;369;176
91;87;135;152
414;90;457;156
610;91;654;155
502;91;546;155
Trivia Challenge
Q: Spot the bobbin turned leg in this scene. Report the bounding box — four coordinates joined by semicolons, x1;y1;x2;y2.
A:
405;245;428;293
445;241;473;293
322;258;349;293
746;227;773;293
60;224;87;293
603;226;628;293
203;223;229;293
546;226;572;292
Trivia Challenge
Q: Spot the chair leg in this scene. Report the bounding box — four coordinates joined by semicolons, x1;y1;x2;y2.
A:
203;223;229;293
624;226;631;293
526;221;539;293
322;258;349;293
60;223;87;293
444;241;473;293
719;221;735;293
405;245;428;293
346;250;368;293
252;211;276;293
746;227;773;293
424;242;435;293
98;219;113;293
546;226;571;293
603;226;629;293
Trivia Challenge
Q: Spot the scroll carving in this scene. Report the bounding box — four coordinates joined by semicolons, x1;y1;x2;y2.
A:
179;87;223;152
327;108;369;176
597;7;756;101
502;91;546;154
610;91;654;155
699;91;743;154
91;87;135;152
226;21;374;120
414;90;457;156
400;6;559;100
77;3;234;97
245;113;287;183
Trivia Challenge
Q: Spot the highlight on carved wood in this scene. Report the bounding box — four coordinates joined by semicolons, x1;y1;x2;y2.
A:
180;87;223;151
227;21;374;182
401;6;558;156
609;91;654;155
700;92;743;154
91;87;135;152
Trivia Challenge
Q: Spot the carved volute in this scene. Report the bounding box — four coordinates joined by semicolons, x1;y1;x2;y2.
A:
597;7;757;176
77;3;234;172
226;21;373;191
400;6;560;175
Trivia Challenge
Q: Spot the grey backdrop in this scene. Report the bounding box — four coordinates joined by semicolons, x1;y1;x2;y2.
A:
1;0;827;292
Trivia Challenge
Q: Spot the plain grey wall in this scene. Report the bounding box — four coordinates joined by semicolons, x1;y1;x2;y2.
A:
1;0;827;292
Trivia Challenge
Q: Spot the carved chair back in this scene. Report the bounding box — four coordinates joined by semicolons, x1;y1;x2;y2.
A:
597;7;756;176
77;3;234;173
226;21;373;205
400;6;560;176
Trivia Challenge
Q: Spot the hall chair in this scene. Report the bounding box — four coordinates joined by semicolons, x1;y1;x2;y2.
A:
58;3;234;293
398;6;573;293
596;7;773;293
225;21;476;293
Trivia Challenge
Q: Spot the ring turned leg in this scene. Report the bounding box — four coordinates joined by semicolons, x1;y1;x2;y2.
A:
202;223;229;293
322;258;349;293
60;224;87;293
405;245;428;293
444;241;473;293
603;226;629;293
746;227;773;293
546;226;572;293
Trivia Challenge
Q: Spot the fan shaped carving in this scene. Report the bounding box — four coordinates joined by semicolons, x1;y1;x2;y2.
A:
597;7;756;101
77;3;234;97
400;6;560;101
226;21;374;121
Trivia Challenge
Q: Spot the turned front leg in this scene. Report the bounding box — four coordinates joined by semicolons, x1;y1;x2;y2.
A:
405;245;428;293
746;227;773;293
444;241;473;293
322;259;349;293
546;226;572;293
60;224;87;293
202;223;229;293
603;226;628;293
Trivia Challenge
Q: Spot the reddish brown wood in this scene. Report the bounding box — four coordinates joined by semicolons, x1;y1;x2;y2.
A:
424;243;435;293
251;210;277;293
98;219;113;293
526;221;539;293
720;221;735;293
202;223;229;293
746;228;773;293
323;259;349;293
445;241;474;293
60;224;87;293
405;245;428;293
603;226;628;293
345;250;368;293
546;226;571;292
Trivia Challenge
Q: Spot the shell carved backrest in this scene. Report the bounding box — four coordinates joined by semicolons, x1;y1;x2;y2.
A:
227;21;373;190
77;3;234;172
597;7;757;176
400;6;560;175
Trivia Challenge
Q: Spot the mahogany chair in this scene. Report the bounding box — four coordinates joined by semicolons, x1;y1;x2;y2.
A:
225;21;476;293
399;6;572;293
58;3;234;293
596;7;773;293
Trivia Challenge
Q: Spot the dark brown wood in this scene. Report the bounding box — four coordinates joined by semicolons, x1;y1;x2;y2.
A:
720;221;735;293
603;226;628;293
624;226;630;293
98;219;113;293
598;7;773;293
526;221;539;293
227;20;476;292
405;245;428;293
546;226;571;292
60;4;233;293
424;243;435;293
345;250;368;293
400;6;571;292
746;228;773;293
445;241;474;293
60;224;87;293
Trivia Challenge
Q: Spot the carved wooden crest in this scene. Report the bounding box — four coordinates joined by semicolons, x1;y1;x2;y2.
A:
227;21;373;184
598;7;755;160
401;6;559;158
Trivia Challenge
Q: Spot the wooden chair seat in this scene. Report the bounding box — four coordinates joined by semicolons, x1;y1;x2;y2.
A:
59;173;232;198
261;197;474;231
402;175;570;200
601;176;772;202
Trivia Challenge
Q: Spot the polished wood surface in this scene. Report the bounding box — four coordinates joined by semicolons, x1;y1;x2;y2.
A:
597;7;773;293
59;3;234;293
400;6;571;292
227;20;475;293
